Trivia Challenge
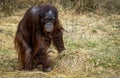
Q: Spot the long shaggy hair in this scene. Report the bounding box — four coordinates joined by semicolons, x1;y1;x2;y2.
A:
14;4;65;71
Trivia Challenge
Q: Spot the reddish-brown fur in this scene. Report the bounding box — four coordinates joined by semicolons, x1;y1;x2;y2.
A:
14;4;65;71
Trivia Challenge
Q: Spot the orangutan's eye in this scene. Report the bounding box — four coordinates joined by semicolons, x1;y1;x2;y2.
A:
45;18;55;23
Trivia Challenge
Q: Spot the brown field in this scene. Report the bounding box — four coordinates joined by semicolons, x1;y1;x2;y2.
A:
0;7;120;78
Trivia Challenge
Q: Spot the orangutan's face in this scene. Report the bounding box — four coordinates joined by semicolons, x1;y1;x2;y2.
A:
44;10;55;32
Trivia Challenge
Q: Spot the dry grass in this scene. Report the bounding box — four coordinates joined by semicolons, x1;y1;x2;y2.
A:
0;9;120;78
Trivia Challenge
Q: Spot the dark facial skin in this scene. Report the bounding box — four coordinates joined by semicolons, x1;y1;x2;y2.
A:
44;10;55;32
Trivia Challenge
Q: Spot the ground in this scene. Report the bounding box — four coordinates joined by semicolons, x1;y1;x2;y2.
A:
0;9;120;78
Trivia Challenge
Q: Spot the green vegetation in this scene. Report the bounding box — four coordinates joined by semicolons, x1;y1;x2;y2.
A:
0;0;120;17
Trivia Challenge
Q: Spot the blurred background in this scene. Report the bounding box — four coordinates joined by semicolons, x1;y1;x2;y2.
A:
0;0;120;78
0;0;120;17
